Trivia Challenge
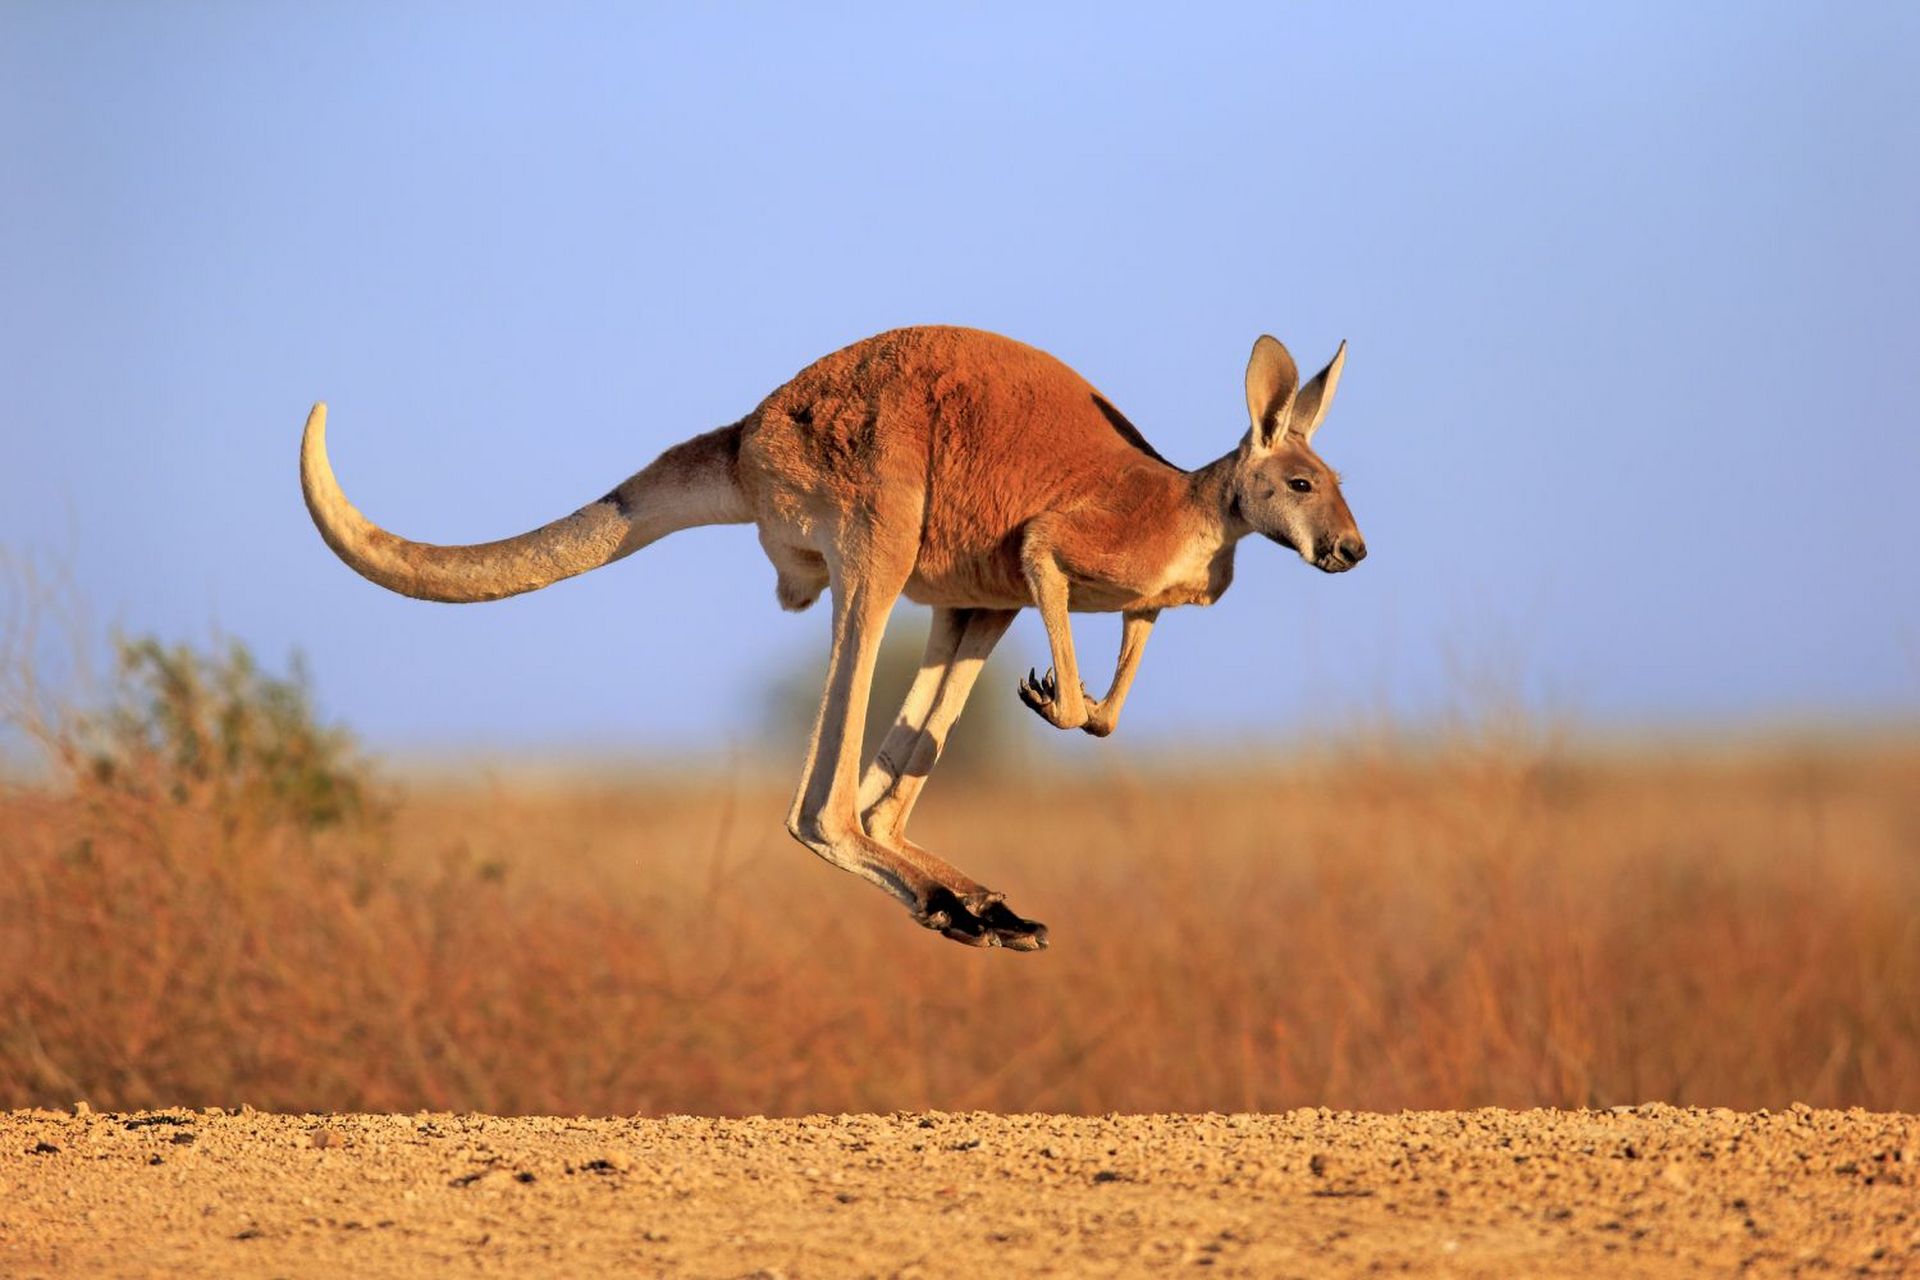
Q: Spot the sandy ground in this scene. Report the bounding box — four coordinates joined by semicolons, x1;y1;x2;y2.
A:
2;1107;1913;1278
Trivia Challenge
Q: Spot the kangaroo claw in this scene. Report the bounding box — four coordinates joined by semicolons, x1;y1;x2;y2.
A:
1017;666;1091;731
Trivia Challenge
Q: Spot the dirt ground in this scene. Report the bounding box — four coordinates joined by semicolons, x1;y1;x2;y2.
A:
3;1107;1912;1278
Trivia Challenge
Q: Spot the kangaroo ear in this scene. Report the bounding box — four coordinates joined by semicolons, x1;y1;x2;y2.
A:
1288;341;1347;444
1244;334;1299;453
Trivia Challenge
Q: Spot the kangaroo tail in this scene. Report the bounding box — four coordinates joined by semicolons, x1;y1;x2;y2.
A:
300;404;750;603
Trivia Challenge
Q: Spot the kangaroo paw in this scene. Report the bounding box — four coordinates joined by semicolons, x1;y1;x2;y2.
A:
1016;667;1088;731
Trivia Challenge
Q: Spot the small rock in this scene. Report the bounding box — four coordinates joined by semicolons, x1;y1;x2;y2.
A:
312;1128;345;1150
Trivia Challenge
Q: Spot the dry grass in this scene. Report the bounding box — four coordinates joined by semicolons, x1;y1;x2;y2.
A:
4;725;1916;1117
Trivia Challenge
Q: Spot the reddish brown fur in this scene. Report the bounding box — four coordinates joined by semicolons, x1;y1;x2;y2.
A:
302;324;1364;949
741;327;1221;613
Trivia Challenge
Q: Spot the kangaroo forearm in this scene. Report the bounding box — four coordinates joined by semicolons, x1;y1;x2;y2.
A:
1018;539;1094;729
1084;609;1158;737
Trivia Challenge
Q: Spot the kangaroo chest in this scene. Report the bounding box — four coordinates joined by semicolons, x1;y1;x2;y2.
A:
1133;540;1237;610
1061;540;1237;613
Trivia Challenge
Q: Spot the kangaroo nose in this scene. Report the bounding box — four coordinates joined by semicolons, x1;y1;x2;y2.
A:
1340;537;1368;565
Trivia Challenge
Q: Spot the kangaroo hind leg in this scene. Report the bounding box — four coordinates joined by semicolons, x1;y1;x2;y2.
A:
786;573;1042;951
858;605;971;832
859;606;1043;950
861;607;1016;844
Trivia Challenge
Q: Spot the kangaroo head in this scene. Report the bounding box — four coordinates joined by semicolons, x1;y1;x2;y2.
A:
1232;335;1366;573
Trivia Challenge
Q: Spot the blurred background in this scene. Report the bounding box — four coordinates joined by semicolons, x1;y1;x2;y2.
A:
1;4;1915;1117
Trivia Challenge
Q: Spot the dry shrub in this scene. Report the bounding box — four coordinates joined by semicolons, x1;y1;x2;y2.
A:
79;638;376;833
1;641;1916;1115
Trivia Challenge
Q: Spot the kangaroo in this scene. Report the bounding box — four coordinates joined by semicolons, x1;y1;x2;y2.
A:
301;326;1365;950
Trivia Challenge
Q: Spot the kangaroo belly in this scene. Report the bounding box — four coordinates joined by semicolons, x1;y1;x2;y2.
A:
903;547;1032;609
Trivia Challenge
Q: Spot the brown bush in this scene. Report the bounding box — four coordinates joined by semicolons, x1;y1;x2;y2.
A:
3;659;1915;1115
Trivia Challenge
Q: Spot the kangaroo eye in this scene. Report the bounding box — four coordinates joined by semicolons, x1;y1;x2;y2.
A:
1287;477;1313;494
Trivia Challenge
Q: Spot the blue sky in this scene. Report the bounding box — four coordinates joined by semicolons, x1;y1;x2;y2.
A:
2;3;1916;754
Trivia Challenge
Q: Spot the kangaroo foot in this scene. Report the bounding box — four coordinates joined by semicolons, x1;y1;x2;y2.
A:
916;886;1049;951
